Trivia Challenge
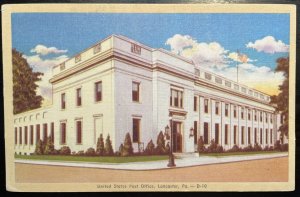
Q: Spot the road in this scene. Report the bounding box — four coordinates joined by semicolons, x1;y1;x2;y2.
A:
15;157;288;183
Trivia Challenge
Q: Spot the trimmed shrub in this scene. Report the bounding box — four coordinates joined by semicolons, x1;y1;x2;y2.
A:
44;137;55;155
96;134;105;156
253;143;262;151
269;146;274;151
118;143;124;156
122;133;133;156
281;143;288;152
263;145;270;151
242;144;253;152
228;144;240;152
144;139;155;155
216;145;224;153
34;139;44;155
71;151;76;155
207;140;217;153
197;136;206;154
59;146;71;155
104;135;114;156
76;150;85;156
85;147;96;156
155;131;166;155
274;140;281;151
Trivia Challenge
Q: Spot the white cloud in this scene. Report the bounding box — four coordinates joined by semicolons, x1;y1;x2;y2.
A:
165;34;228;69
246;36;289;54
30;44;68;55
23;54;68;106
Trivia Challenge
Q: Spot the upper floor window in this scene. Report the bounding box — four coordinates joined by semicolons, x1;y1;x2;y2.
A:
95;81;102;102
225;104;229;117
132;82;140;102
215;77;222;84
215;102;220;115
225;81;231;88
76;88;82;106
93;43;101;54
194;96;198;111
204;99;209;113
234;84;239;91
61;93;66;109
131;43;141;55
75;55;81;63
60;62;65;71
205;73;212;80
170;89;183;108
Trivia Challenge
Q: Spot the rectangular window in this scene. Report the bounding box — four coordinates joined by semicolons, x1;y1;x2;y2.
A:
270;114;273;123
132;118;140;143
265;113;268;123
132;82;140;102
95;81;102;102
234;106;237;118
248;127;251;144
30;125;34;145
270;129;273;144
61;122;66;144
204;99;209;113
61;93;66;109
225;124;229;145
265;129;268;144
204;122;209;144
24;126;28;145
234;125;237;145
254;110;257;121
19;127;22;145
76;120;82;144
215;123;219;144
51;122;54;143
194;96;197;111
36;124;40;143
241;126;245;145
254;128;257;144
75;55;81;63
215;102;219;115
248;109;251;120
205;72;212;80
260;112;263;122
131;43;141;55
170;89;183;108
15;128;17;145
43;123;48;142
241;108;244;119
76;88;82;106
225;104;229;117
260;128;263;144
225;81;231;88
93;43;101;54
194;121;198;144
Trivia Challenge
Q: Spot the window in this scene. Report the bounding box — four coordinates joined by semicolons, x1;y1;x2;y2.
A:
61;93;66;109
132;82;140;102
242;87;246;93
60;122;66;144
225;104;229;117
95;81;102;102
51;122;54;143
248;127;251;144
215;123;219;144
30;125;34;145
36;124;40;143
248;109;251;120
204;99;209;113
254;128;257;144
76;88;82;106
76;120;82;144
170;89;183;108
260;128;263;144
60;62;65;71
241;108;245;119
19;127;22;145
205;73;212;80
225;124;229;145
75;55;81;63
270;129;273;144
265;113;268;123
234;106;237;118
194;96;198;111
131;43;141;55
215;77;222;84
24;126;28;145
265;129;268;144
204;123;209;144
43;123;48;142
254;110;257;121
15;128;17;145
260;112;263;122
93;43;101;54
194;121;198;144
234;126;237;145
234;84;239;90
270;114;273;123
132;118;140;143
241;126;245;145
215;102;219;115
225;81;231;88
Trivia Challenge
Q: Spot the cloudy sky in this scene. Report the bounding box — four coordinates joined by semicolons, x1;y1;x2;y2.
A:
12;13;289;105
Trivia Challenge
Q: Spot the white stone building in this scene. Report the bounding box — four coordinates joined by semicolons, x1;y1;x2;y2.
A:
13;35;287;155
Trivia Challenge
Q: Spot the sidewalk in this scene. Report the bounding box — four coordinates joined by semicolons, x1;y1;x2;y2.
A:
15;152;288;171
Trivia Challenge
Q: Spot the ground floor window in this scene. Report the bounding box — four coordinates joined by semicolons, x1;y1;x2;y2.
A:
19;127;22;145
225;124;229;145
215;123;219;144
234;125;237;145
260;128;263;144
30;125;34;145
76;120;82;144
265;129;268;144
15;128;17;145
43;123;47;142
248;127;251;144
132;118;140;143
24;126;28;145
254;128;257;144
270;129;273;144
241;126;245;145
204;122;209;144
51;122;54;143
194;121;198;144
60;122;67;144
36;124;40;143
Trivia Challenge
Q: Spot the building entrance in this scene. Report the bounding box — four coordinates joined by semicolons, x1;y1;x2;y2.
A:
172;121;182;152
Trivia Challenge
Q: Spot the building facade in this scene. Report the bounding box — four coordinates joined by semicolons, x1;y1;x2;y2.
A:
13;35;287;155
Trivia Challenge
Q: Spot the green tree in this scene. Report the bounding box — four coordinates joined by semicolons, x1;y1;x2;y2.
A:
144;139;155;155
13;49;43;114
270;57;289;139
96;134;105;156
122;133;133;156
34;139;44;155
155;131;166;155
44;137;55;155
104;134;114;156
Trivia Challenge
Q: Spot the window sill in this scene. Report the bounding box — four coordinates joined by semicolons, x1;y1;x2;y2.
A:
132;101;141;104
94;100;103;104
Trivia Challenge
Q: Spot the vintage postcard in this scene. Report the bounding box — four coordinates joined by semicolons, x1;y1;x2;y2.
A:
2;4;296;192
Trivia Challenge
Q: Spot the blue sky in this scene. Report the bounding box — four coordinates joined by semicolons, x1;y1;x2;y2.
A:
12;13;290;103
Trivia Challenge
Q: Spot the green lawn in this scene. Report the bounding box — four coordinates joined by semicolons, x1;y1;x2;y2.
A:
200;151;285;157
15;154;169;163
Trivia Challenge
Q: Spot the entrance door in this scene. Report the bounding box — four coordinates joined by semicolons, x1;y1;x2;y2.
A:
172;121;182;152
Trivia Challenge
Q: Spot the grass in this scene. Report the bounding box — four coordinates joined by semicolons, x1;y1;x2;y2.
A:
200;151;284;157
14;154;169;163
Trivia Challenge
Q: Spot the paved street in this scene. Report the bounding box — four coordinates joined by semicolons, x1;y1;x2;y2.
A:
15;156;288;183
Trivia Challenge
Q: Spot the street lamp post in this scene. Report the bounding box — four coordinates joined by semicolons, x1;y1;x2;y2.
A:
166;116;176;167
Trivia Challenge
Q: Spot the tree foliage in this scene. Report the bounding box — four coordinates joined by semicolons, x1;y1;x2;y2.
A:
44;137;55;155
13;49;43;114
155;131;166;155
270;56;289;138
104;134;114;156
122;132;133;156
96;134;105;156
